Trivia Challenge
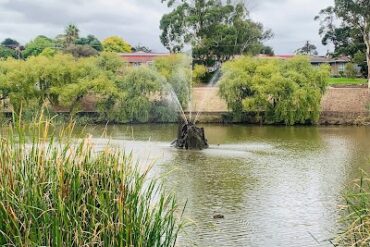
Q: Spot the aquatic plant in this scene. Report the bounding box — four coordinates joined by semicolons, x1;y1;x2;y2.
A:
0;119;183;246
336;173;370;246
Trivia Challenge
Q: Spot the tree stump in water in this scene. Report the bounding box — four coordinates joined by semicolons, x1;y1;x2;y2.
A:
172;123;209;150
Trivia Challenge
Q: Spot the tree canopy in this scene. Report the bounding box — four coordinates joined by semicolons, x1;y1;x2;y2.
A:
295;41;318;55
76;35;103;51
102;36;132;53
160;0;271;66
0;53;191;123
219;56;329;125
23;35;55;58
316;0;370;84
1;38;20;49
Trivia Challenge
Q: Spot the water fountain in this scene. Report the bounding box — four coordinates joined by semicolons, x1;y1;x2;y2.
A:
171;121;209;150
166;54;221;150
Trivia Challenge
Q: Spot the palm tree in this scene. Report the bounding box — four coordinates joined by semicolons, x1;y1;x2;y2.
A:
64;24;80;47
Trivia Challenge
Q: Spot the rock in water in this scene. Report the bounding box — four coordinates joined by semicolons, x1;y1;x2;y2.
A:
172;123;209;150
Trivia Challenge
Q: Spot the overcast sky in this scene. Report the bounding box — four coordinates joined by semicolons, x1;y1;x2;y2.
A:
0;0;334;55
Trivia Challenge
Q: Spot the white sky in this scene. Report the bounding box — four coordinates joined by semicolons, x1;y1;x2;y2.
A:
0;0;334;55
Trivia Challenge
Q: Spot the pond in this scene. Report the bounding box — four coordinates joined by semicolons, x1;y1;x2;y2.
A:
76;124;370;246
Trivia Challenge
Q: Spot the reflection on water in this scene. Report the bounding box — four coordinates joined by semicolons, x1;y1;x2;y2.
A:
44;125;370;246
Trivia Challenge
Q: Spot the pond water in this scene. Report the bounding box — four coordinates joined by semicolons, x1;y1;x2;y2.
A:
80;124;370;246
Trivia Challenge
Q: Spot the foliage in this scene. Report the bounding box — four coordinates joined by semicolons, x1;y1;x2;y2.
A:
219;56;329;125
133;44;152;53
295;41;318;55
40;47;57;57
316;1;370;84
160;0;271;66
0;53;191;123
96;51;124;74
102;36;132;53
0;120;183;246
154;54;192;107
0;45;16;59
22;35;55;58
335;173;370;246
0;54;117;115
63;44;99;58
64;24;80;47
260;46;275;56
75;34;103;51
115;66;164;122
345;62;358;78
1;38;20;49
192;64;208;84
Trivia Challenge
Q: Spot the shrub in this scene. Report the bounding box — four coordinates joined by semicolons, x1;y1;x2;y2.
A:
219;56;329;125
192;64;208;85
345;62;358;78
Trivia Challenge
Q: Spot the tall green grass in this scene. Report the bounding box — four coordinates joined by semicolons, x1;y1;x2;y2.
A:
336;173;370;246
0;118;183;246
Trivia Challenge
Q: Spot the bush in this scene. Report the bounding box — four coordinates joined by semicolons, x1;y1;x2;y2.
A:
345;62;358;78
0;120;183;246
219;56;329;125
192;64;208;85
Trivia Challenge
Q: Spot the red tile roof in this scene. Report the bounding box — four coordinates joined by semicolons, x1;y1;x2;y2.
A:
119;52;170;63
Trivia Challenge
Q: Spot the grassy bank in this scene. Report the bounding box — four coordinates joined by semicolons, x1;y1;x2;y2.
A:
0;120;183;246
328;77;367;86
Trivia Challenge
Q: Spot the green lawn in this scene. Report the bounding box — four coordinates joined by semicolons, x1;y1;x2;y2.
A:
328;77;367;86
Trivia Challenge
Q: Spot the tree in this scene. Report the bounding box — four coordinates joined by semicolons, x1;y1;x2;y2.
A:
260;46;275;56
75;35;103;51
64;24;80;47
64;44;98;58
1;38;22;59
295;41;318;55
96;52;124;74
39;47;57;57
0;58;38;113
315;7;366;59
160;0;271;66
0;54;117;115
102;36;132;53
153;54;192;107
317;0;370;86
0;46;16;59
132;44;151;53
115;66;163;122
218;56;330;125
22;35;55;58
192;64;208;84
1;38;20;49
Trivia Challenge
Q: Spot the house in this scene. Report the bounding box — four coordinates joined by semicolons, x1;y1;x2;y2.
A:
309;55;361;76
119;51;170;66
256;54;361;77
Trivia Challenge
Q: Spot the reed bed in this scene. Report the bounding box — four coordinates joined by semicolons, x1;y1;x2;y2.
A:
336;174;370;246
0;119;183;246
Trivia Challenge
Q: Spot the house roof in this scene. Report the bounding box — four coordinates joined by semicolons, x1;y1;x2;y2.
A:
256;54;352;64
119;51;170;63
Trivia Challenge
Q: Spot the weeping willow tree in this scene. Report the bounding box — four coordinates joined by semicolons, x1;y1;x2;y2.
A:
154;54;192;108
219;56;329;125
114;66;164;123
